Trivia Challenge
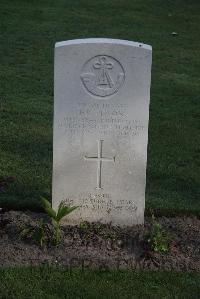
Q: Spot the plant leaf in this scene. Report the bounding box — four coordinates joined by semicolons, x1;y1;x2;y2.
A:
20;227;33;239
56;202;78;222
41;197;57;220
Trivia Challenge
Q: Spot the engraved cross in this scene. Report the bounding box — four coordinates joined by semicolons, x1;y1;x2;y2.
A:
93;56;114;88
84;140;115;189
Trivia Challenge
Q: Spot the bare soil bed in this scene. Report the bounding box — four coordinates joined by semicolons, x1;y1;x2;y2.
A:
0;210;199;271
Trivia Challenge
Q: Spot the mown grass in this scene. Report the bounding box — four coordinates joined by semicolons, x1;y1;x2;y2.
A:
0;0;199;214
0;267;200;299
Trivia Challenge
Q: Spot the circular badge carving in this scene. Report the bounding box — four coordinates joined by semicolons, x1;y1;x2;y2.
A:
81;55;125;97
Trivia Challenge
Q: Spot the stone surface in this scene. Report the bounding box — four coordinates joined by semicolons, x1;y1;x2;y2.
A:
52;38;152;226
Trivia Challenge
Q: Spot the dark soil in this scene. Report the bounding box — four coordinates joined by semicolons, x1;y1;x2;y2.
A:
0;210;199;271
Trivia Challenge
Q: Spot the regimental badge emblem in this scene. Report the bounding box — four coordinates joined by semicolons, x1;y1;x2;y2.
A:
81;55;125;97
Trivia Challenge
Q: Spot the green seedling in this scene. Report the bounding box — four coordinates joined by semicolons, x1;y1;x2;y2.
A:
34;219;47;247
79;221;90;230
20;219;47;247
41;197;78;245
146;211;170;253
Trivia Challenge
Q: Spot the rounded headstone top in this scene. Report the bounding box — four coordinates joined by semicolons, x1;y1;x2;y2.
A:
55;38;152;51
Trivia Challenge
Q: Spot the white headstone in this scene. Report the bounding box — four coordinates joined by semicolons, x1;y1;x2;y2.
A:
53;38;152;226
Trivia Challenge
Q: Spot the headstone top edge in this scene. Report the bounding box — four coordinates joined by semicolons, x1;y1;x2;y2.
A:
55;38;152;51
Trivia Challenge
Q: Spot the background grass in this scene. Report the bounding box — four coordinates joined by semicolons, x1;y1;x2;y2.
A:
0;0;199;214
0;267;200;299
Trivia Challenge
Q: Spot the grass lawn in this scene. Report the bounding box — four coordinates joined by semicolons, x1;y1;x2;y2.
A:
0;0;199;213
0;267;199;299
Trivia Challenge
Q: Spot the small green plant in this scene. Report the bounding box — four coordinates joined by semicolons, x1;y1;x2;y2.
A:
20;219;47;247
34;219;47;246
79;221;90;230
41;198;78;245
146;211;170;253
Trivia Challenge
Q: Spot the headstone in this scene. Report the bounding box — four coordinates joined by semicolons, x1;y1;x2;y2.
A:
53;38;152;226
